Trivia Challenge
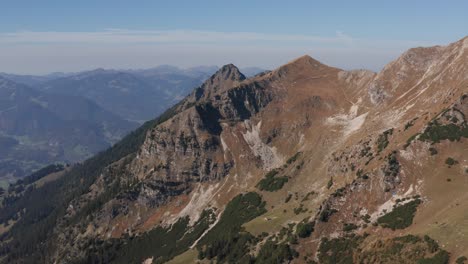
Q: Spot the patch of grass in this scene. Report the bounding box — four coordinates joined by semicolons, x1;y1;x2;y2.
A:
377;199;421;230
256;169;288;192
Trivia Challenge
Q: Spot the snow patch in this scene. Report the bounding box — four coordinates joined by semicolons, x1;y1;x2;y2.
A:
242;120;283;170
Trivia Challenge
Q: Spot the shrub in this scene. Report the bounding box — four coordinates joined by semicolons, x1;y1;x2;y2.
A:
445;157;458;166
424;235;439;253
327;178;333;189
404;119;417;130
343;223;358;232
419;121;468;143
318;235;363;264
286;152;302;165
319;204;337;222
429;147;438;155
256;169;288;192
393;234;421;244
417;250;450;264
405;133;420;149
456;256;467;264
377;199;421;230
296;221;314;238
294;204;307;215
377;128;393;153
255;241;297;264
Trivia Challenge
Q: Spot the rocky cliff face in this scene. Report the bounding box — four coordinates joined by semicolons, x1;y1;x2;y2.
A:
1;37;468;264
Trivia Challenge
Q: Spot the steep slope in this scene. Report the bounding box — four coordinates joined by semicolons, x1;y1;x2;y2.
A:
1;37;467;264
0;77;136;179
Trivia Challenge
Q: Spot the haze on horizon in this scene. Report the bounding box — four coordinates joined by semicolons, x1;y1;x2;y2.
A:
1;1;466;74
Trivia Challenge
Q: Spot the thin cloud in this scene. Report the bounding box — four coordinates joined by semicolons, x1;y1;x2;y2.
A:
0;29;354;45
0;29;438;74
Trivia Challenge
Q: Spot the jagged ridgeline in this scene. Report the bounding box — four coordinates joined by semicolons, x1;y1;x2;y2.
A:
1;37;468;264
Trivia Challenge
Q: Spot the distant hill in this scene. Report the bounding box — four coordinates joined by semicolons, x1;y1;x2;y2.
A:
36;67;217;122
0;72;75;87
0;76;137;179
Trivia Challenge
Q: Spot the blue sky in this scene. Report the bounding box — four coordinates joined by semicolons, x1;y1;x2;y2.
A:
1;1;467;74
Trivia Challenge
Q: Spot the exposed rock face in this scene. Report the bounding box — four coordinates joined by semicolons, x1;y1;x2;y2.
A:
183;64;246;105
2;37;468;264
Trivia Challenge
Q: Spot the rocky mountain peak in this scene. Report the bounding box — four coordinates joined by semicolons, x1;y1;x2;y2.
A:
217;63;246;81
186;63;246;102
204;63;246;90
273;54;336;79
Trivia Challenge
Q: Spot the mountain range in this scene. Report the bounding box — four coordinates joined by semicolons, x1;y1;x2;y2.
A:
0;66;266;181
0;37;467;264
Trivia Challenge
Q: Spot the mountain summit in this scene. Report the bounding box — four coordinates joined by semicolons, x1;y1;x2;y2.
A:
191;63;246;101
1;37;467;264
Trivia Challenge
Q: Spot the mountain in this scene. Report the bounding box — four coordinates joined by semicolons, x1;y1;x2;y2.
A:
37;67;218;122
0;77;137;180
0;72;75;87
1;37;467;264
37;69;169;122
127;65;217;108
